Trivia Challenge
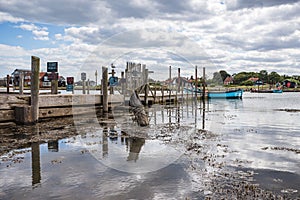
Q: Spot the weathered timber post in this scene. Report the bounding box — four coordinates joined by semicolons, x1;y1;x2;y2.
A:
144;69;149;105
161;86;164;104
195;66;198;100
202;67;206;101
87;79;90;94
51;79;58;94
31;125;41;185
102;67;108;112
82;80;86;94
19;72;24;95
169;66;171;104
121;71;125;95
31;56;40;123
6;75;10;94
125;68;128;96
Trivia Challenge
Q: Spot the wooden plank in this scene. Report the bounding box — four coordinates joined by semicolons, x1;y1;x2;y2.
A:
0;95;30;110
38;94;102;108
0;110;14;122
39;106;98;118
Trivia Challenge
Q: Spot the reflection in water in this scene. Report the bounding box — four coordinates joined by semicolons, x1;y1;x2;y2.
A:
48;140;59;152
31;142;41;186
127;137;145;162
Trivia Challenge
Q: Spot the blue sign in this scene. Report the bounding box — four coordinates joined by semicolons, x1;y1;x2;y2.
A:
109;76;118;86
66;84;73;91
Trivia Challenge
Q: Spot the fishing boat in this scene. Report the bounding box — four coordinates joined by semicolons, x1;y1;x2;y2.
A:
208;89;243;99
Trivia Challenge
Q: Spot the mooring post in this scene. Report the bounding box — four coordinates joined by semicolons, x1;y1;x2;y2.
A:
51;73;58;94
202;67;206;101
19;72;24;95
31;56;40;123
82;80;86;94
6;75;9;94
87;79;90;94
169;66;171;103
121;71;125;95
102;67;108;112
144;69;149;105
195;66;198;100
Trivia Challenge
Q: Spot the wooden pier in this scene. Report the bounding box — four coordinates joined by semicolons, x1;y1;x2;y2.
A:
0;94;124;125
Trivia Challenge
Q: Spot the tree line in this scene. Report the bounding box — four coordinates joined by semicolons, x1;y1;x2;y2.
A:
208;70;300;86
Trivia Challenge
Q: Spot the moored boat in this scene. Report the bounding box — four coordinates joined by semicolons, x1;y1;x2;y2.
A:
273;89;282;93
208;89;243;99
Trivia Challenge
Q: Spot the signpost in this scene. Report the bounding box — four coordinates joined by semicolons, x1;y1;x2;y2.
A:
47;62;58;73
66;77;74;93
47;62;58;94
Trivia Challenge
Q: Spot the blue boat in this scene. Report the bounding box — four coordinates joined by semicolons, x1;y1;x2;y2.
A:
208;89;243;99
273;89;282;93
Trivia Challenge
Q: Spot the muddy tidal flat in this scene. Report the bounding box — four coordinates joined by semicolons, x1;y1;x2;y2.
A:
0;92;299;199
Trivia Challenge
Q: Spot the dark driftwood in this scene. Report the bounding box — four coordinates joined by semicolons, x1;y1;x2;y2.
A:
129;91;149;126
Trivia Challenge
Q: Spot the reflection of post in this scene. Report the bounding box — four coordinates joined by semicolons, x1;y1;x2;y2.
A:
31;140;41;185
127;137;145;162
102;127;108;158
48;140;59;152
19;72;24;95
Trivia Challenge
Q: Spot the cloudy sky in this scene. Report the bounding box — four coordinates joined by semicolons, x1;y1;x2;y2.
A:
0;0;300;81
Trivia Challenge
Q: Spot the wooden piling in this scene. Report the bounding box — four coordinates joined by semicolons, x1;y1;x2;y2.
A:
6;75;9;94
82;80;85;94
195;66;198;99
169;66;171;103
87;79;90;94
121;71;125;95
31;56;40;123
51;80;58;94
102;67;108;112
202;67;206;101
19;73;24;95
144;69;149;105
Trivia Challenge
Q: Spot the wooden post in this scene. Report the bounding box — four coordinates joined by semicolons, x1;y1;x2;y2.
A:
195;66;198;99
51;81;58;94
82;80;86;94
169;66;171;103
102;67;108;112
144;69;149;105
125;68;128;96
6;75;9;94
121;71;125;95
202;67;206;101
31;56;40;123
87;79;90;94
161;86;164;104
19;72;24;95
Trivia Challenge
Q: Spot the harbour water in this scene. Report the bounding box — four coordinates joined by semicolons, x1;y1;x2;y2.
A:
0;92;299;199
